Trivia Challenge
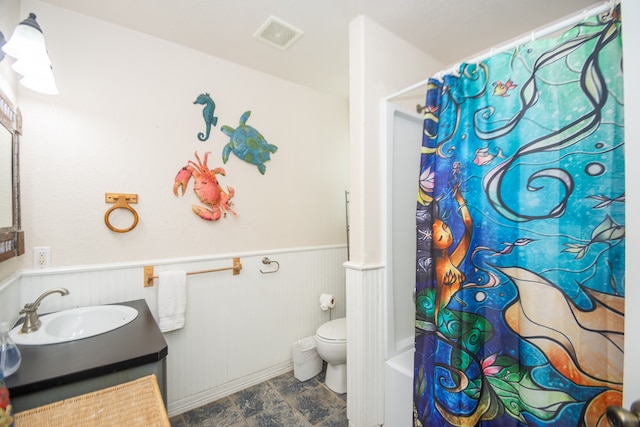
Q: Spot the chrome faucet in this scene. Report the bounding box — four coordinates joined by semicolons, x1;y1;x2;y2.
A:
19;287;70;333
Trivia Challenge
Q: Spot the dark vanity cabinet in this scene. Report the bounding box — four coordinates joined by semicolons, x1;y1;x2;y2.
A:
5;299;168;412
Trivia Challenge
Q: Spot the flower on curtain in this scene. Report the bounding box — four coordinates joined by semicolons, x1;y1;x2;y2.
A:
414;7;623;427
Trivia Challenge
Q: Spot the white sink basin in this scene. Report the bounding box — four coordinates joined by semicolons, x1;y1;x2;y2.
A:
10;305;138;345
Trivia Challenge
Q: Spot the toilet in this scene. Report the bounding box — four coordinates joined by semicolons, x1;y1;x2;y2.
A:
315;317;347;394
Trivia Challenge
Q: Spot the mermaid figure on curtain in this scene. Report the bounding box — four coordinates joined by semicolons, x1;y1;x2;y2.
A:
413;7;623;427
432;183;473;324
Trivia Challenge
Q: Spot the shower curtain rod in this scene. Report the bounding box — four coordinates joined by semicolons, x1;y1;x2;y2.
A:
385;0;616;101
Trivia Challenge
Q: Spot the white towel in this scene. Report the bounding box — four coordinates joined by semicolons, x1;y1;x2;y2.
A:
157;270;187;333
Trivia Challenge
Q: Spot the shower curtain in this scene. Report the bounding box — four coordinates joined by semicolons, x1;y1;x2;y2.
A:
413;7;623;427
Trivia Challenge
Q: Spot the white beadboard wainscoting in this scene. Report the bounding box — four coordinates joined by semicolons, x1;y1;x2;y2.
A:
0;245;347;416
345;262;385;427
0;272;21;325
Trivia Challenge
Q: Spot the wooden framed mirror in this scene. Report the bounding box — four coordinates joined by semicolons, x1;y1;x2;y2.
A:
0;87;24;262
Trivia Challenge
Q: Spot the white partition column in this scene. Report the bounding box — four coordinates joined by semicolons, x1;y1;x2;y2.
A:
345;262;385;427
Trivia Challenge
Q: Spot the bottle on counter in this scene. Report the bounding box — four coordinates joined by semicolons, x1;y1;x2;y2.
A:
0;322;20;378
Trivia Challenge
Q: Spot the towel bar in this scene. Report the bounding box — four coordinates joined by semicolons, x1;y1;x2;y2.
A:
144;257;242;287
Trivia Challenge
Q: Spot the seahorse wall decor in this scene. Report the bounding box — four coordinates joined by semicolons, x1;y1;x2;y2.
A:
194;93;218;141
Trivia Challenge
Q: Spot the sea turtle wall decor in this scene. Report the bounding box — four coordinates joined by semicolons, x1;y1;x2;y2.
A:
221;111;278;175
194;93;218;141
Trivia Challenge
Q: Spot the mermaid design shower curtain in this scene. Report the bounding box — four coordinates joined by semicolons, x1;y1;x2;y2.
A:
413;8;623;427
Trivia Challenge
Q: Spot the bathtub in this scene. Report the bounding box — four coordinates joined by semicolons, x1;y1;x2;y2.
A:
384;348;414;427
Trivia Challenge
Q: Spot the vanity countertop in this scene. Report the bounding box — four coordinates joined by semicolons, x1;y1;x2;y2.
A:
5;299;168;397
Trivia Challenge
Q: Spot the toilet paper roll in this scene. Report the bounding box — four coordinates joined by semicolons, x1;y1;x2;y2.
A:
319;293;335;311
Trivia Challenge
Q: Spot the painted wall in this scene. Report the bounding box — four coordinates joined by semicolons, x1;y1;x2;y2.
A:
2;0;638;422
348;17;443;266
0;0;350;417
0;0;348;279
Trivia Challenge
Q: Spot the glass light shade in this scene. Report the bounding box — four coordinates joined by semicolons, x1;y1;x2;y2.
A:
1;14;48;61
2;13;58;95
11;52;51;76
20;68;58;95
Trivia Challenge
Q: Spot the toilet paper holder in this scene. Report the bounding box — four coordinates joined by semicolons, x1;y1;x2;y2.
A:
260;257;279;274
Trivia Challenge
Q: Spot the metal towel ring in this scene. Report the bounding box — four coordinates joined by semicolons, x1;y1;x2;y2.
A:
104;193;139;233
260;257;279;274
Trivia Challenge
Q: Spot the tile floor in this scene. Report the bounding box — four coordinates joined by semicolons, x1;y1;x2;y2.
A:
169;366;348;426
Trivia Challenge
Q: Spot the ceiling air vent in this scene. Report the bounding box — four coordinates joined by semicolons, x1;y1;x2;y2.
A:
254;16;304;50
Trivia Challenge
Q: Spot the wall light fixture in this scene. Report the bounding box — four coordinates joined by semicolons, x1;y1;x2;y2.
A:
1;13;58;95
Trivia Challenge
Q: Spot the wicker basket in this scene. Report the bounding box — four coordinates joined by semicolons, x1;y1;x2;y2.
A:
14;375;169;426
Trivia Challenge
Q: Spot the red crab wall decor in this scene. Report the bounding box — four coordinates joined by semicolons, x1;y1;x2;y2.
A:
173;151;238;221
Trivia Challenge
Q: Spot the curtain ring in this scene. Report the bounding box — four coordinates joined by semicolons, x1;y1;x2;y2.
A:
104;193;139;233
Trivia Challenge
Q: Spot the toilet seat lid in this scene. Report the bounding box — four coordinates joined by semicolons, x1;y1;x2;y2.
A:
317;317;346;341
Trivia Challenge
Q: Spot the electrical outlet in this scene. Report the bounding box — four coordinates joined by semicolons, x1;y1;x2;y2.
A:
33;247;51;269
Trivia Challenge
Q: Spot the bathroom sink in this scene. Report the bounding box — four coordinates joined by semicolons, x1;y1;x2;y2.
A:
9;305;139;345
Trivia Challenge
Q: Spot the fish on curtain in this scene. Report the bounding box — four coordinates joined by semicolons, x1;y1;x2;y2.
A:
414;7;623;427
